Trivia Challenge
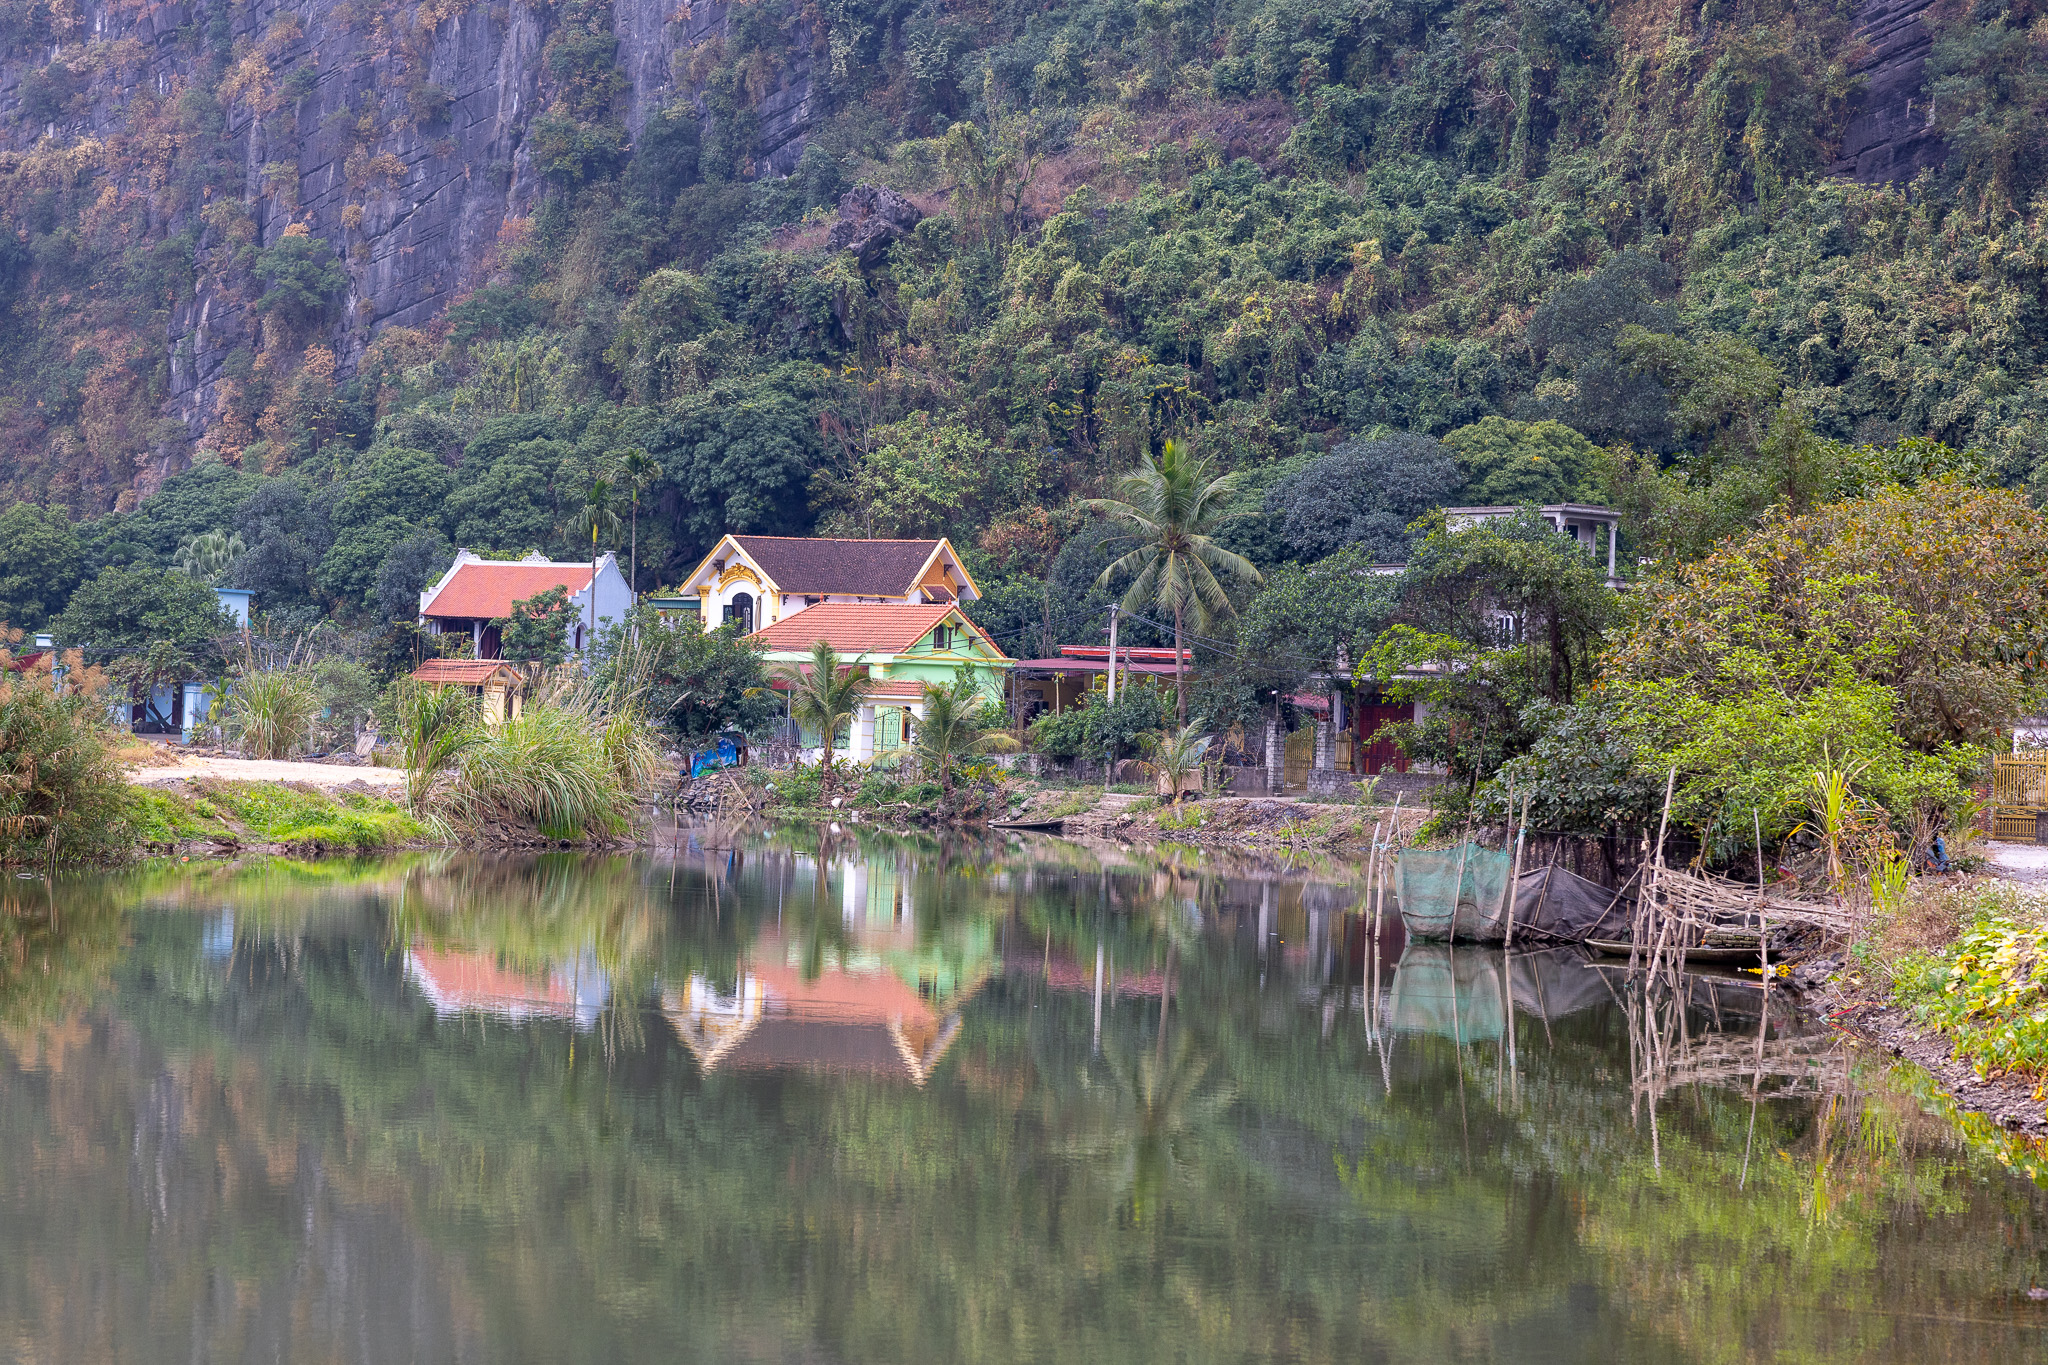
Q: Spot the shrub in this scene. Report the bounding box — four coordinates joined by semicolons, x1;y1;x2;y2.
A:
219;666;323;759
442;700;659;841
0;641;128;865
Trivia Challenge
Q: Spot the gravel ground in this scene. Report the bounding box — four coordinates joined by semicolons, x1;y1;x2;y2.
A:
1987;841;2048;884
126;755;405;789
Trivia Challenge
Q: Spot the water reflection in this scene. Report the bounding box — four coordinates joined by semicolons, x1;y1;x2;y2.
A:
0;834;2043;1363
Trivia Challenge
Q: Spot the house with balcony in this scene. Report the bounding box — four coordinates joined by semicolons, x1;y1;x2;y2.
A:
667;535;982;634
416;550;633;659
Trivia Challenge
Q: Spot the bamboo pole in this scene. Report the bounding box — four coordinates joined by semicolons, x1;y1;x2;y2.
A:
1503;793;1531;949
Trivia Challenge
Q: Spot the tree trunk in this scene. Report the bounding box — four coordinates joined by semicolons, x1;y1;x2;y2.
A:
1174;602;1187;724
629;498;638;596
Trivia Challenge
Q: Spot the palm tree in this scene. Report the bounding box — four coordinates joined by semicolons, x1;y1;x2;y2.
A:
913;669;1020;795
572;478;622;657
1087;439;1262;722
1144;718;1213;808
174;529;246;583
772;640;872;800
618;447;662;594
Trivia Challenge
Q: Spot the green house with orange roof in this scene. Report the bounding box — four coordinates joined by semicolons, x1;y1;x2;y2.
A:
749;601;1011;760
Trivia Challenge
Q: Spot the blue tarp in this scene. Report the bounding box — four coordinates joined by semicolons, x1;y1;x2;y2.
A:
690;737;741;778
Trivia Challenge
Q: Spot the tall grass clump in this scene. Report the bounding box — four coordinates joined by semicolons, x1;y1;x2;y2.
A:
218;665;323;759
410;666;665;843
0;632;129;865
394;678;482;812
445;701;633;841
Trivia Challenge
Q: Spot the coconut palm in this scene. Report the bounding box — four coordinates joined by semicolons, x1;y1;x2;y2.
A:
618;447;662;594
913;669;1019;795
772;640;872;800
572;478;622;656
1087;439;1262;722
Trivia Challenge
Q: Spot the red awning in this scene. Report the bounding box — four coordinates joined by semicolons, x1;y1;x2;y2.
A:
1011;659;1190;675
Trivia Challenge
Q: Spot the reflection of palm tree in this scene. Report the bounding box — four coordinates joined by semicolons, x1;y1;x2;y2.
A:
1060;1032;1235;1224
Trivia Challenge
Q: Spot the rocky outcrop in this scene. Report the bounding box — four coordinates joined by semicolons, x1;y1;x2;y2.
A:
826;185;923;267
0;0;829;464
1829;0;1947;184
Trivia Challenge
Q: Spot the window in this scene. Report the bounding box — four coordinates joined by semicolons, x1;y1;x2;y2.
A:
932;625;950;650
723;593;754;631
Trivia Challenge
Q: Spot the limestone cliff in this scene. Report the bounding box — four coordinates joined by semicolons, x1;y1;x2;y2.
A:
1829;0;1946;184
0;0;824;474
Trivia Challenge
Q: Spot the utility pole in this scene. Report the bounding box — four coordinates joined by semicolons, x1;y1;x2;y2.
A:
1106;603;1120;704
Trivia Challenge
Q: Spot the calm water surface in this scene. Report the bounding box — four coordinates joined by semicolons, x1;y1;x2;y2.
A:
3;826;2047;1363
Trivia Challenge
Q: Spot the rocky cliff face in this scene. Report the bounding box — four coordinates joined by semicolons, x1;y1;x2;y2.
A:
1828;0;1946;184
0;0;825;462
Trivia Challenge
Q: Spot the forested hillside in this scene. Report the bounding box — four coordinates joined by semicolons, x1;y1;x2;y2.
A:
3;0;2047;645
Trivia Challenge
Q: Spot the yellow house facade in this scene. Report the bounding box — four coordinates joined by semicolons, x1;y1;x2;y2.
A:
669;535;982;634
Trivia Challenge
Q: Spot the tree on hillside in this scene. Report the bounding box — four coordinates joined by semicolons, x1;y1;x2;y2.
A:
372;530;454;621
0;502;82;631
252;227;347;341
1441;418;1602;506
1264;433;1463;565
54;566;232;665
1089;440;1263;722
773;640;872;801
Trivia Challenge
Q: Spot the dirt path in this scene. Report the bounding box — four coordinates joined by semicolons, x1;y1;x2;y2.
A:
1987;841;2048;885
126;754;405;790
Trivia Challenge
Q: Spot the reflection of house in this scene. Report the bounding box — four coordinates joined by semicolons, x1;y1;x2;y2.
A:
663;932;979;1085
403;945;612;1029
417;550;633;659
406;658;525;724
667;534;982;634
750;603;1011;760
663;854;993;1085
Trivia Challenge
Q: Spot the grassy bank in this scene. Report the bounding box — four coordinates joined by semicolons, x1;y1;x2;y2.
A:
126;781;426;855
1879;881;2048;1092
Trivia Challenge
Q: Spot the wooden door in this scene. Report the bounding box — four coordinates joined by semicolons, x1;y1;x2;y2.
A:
1355;701;1414;774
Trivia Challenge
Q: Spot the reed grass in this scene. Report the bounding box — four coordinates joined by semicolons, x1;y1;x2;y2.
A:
219;666;323;759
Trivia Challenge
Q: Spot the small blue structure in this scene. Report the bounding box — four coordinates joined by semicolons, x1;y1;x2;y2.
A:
214;587;254;627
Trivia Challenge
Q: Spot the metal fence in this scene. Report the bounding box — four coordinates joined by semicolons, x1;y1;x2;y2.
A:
1992;755;2048;844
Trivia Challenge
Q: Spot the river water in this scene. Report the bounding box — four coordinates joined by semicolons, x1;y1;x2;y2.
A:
2;825;2046;1363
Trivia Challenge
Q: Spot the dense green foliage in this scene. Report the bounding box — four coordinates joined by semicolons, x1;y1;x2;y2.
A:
8;0;2048;643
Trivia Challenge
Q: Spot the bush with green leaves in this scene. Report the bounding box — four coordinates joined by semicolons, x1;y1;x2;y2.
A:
0;640;127;865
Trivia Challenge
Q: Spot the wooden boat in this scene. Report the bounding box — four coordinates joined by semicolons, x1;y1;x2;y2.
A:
1584;937;1775;964
990;816;1070;831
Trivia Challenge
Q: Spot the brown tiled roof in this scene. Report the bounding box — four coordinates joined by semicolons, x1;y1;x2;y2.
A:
750;603;990;656
411;659;520;685
423;563;592;620
730;535;942;596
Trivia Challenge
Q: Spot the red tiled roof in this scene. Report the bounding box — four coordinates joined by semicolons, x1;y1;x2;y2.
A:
423;562;592;620
2;649;50;674
411;659;520;685
731;535;943;596
750;603;1007;658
